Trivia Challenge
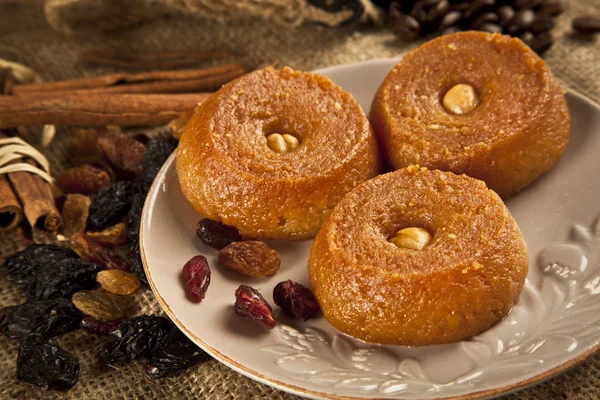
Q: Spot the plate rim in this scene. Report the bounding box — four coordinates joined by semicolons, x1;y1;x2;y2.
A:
141;58;600;400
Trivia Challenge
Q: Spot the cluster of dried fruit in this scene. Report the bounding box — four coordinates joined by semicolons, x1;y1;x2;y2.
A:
57;128;177;285
185;218;321;330
0;130;199;391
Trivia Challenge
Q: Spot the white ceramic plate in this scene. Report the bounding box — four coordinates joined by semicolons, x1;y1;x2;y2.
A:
141;59;600;400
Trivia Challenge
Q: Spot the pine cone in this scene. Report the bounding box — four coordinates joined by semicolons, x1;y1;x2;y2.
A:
384;0;564;55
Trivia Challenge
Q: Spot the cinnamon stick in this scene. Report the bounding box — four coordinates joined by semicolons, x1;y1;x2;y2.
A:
0;130;61;233
0;71;23;231
80;49;234;69
0;93;212;128
12;63;244;95
0;68;13;95
0;172;22;231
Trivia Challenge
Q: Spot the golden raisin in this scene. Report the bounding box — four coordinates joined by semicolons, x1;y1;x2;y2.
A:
86;223;128;248
218;241;280;277
68;128;105;168
70;233;130;271
61;194;91;237
71;290;135;321
97;270;141;295
97;129;146;179
57;165;111;194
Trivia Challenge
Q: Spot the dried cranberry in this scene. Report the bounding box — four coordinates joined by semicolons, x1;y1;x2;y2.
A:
273;280;320;321
234;285;275;329
196;218;242;250
81;318;122;336
182;256;211;302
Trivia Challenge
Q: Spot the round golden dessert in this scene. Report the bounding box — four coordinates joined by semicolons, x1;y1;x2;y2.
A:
308;166;528;346
370;31;570;198
177;67;381;240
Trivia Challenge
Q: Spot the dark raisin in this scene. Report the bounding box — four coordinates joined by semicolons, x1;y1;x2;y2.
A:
81;317;122;336
97;315;172;366
196;218;242;250
17;340;79;391
25;258;100;300
146;327;208;378
56;165;111;194
97;129;146;179
0;244;78;285
70;233;130;271
142;139;177;194
273;280;320;321
127;192;145;242
0;299;82;342
129;239;148;285
234;285;275;329
182;255;211;302
88;181;135;229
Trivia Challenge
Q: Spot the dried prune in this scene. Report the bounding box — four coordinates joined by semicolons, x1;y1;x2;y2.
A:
81;317;122;336
0;244;78;285
86;223;128;247
61;194;91;237
72;290;135;321
70;233;130;271
218;241;280;277
196;218;242;250
97;269;140;295
97;129;146;179
182;256;211;302
142;139;177;194
97;315;172;366
129;239;148;284
18;340;79;391
273;280;320;321
57;165;111;194
127;192;145;241
25;258;100;300
88;181;135;229
0;299;82;341
146;326;207;378
234;285;275;329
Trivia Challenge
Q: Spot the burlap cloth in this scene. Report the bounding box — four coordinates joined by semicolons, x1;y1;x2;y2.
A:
0;0;599;398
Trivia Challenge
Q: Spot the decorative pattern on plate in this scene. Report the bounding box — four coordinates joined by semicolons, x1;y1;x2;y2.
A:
260;217;600;398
